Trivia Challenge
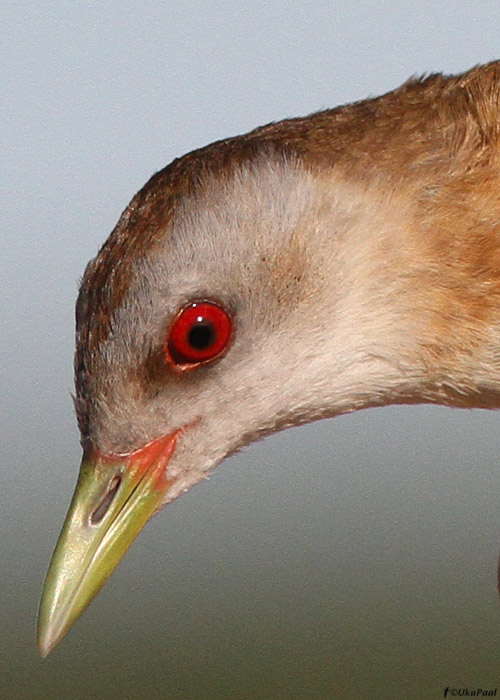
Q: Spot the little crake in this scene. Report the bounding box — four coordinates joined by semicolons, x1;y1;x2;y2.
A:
38;62;500;655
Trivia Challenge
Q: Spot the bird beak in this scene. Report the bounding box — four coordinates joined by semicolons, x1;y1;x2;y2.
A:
37;430;181;658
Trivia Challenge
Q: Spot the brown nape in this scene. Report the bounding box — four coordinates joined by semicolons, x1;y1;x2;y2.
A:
74;60;500;434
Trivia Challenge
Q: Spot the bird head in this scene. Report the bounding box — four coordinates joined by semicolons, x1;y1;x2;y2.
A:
38;61;500;656
38;142;409;655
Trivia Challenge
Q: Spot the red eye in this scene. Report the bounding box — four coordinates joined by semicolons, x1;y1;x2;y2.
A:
165;301;232;371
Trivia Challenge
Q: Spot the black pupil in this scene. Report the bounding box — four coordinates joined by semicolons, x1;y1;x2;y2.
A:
188;321;215;350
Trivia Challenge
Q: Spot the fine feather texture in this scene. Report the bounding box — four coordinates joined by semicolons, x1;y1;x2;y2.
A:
75;61;500;503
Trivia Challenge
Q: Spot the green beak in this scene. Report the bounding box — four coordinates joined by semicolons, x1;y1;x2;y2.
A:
37;431;180;657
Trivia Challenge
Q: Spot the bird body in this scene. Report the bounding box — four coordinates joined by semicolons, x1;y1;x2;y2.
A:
39;60;500;655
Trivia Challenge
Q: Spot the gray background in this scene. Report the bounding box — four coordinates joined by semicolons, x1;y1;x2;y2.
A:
3;2;500;699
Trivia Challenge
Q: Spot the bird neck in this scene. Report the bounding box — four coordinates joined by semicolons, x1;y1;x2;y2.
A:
305;163;500;414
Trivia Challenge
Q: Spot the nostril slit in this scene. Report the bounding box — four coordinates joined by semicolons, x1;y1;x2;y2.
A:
90;475;122;525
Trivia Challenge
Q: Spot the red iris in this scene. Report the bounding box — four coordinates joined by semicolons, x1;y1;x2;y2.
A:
166;301;232;370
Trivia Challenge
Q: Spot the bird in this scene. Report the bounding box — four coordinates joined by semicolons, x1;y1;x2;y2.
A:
37;60;500;657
